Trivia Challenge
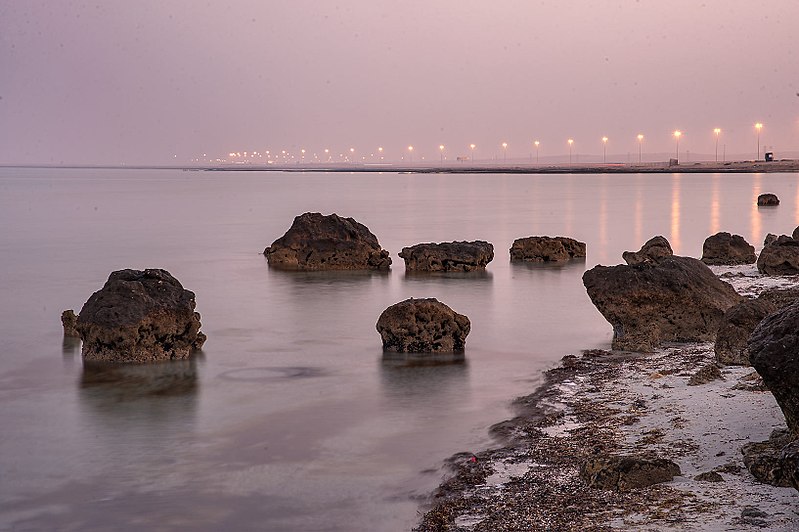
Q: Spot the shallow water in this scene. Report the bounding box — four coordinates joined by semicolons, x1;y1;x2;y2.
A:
0;168;797;531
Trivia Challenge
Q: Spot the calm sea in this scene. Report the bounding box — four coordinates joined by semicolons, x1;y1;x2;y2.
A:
1;168;797;531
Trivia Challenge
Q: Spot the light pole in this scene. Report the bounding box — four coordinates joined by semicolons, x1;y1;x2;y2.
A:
637;134;644;164
470;143;476;162
673;130;682;162
350;147;355;162
439;144;445;163
502;142;508;163
602;136;608;163
755;123;763;160
567;139;574;165
713;128;721;162
534;141;540;164
378;146;383;160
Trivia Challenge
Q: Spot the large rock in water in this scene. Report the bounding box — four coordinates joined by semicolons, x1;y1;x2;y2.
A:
757;193;780;206
757;235;799;275
398;241;493;272
701;232;756;265
264;212;391;270
583;256;743;352
509;236;586;262
77;269;206;363
376;298;470;353
749;301;799;437
622;235;673;265
714;298;778;366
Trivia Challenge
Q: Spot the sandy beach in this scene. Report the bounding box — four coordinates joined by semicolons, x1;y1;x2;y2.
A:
415;265;799;531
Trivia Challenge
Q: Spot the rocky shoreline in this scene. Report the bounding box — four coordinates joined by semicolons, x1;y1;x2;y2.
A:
414;265;799;531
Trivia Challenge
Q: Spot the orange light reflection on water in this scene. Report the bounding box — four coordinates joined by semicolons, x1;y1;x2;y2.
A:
751;174;762;246
670;174;681;254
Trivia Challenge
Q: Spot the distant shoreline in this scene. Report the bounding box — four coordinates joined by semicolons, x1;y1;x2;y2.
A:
2;159;799;174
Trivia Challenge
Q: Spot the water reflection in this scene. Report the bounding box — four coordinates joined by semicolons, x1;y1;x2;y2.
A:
402;270;493;283
751;174;762;245
710;174;721;235
80;358;199;400
670;174;682;253
634;177;643;247
509;258;587;274
379;357;469;406
267;267;390;287
62;336;81;360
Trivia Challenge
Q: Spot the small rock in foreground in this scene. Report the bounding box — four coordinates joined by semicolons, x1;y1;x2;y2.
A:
622;235;673;265
580;455;681;492
509;236;586;262
399;241;493;272
77;269;206;364
61;309;80;337
757;235;799;275
376;298;470;353
701;232;756;265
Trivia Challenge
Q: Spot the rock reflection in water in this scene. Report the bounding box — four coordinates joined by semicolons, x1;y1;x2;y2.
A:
402;270;493;282
61;336;81;359
80;357;199;400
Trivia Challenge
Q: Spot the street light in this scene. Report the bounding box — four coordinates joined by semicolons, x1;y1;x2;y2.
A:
439;144;445;163
470;143;476;162
673;130;682;162
755;123;763;160
534;141;540;164
350;147;355;162
502;142;508;163
637;134;644;164
567;138;574;165
408;145;414;162
378;146;383;160
713;128;721;162
602;136;608;163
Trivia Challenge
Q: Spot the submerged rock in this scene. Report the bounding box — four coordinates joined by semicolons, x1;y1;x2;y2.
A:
264;212;391;270
715;298;778;366
399;241;493;272
757;235;799;275
580;455;681;491
701;232;756;265
622;235;673;265
757;193;780;206
583;256;742;351
376;298;470;353
77;269;206;364
509;236;586;262
61;309;80;338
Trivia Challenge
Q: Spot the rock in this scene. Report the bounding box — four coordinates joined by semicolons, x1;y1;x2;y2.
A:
376;298;470;353
695;471;724;482
398;241;493;272
741;429;794;487
583;256;743;351
779;439;799;492
758;287;799;309
793;226;799;241
764;233;778;247
76;269;206;364
264;212;391;270
714;298;778;366
509;236;586;262
580;455;680;491
622;235;673;265
757;193;780;206
687;362;723;385
756;235;799;275
61;309;80;338
749;301;799;436
739;507;771;528
700;232;756;265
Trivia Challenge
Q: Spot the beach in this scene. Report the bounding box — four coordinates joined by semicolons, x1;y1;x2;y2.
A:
415;265;799;531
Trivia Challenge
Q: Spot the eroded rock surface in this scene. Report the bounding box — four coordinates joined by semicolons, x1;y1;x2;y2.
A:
580;455;681;492
61;309;79;337
757;235;799;275
742;429;793;487
701;232;756;265
715;298;778;366
264;212;391;270
583;256;743;351
77;269;206;363
399;241;493;272
509;236;586;262
758;193;780;206
376;298;470;353
622;235;673;265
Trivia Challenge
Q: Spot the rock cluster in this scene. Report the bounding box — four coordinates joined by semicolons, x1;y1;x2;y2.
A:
580;455;681;492
583;255;742;351
757;193;780;206
264;212;391;270
757;235;799;275
76;269;206;363
398;241;493;272
622;235;673;265
701;232;756;265
509;236;586;262
375;298;470;353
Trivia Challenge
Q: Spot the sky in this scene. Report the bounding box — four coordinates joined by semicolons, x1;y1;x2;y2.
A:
1;0;798;165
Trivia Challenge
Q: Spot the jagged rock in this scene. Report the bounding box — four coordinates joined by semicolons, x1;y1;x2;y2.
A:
780;440;799;492
701;232;756;265
757;235;799;275
695;471;724;482
264;212;391;270
764;233;778;247
759;287;799;309
583;256;743;352
793;227;799;241
398;241;493;272
715;298;778;366
749;302;799;436
687;363;723;385
376;298;470;353
61;309;80;338
77;269;206;364
757;193;780;206
509;236;586;262
741;429;793;487
622;235;673;265
580;455;680;491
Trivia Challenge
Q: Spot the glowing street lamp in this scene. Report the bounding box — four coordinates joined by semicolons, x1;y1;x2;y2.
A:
408;145;414;162
534;140;540;164
602;136;608;163
755;123;763;160
502;142;508;163
439;144;445;163
567;138;574;165
637;134;644;164
470;143;476;162
673;130;682;162
349;147;355;162
378;146;383;160
713;128;721;162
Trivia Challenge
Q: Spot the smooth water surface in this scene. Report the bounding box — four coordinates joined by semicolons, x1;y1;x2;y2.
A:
1;168;797;531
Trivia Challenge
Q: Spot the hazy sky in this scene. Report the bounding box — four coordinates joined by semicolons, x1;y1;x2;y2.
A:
1;1;798;164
